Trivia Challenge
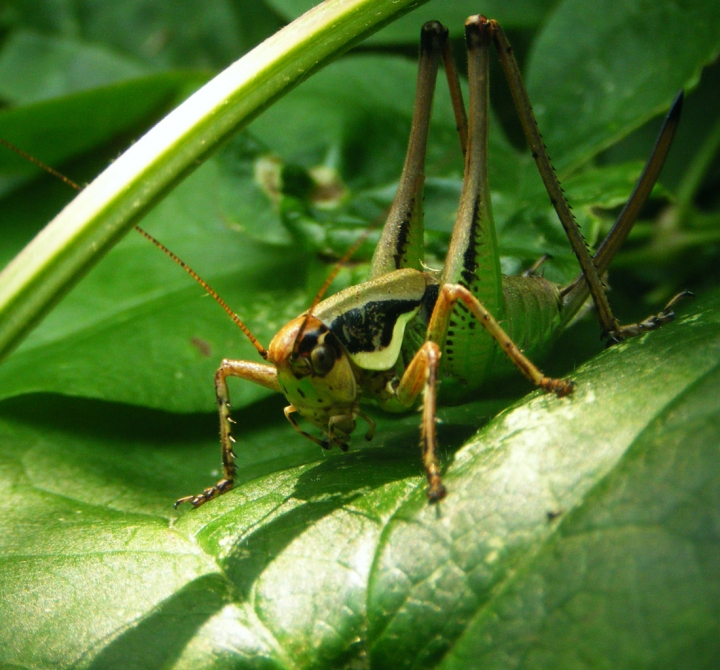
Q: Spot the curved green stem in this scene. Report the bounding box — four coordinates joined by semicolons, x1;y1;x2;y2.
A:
0;0;429;363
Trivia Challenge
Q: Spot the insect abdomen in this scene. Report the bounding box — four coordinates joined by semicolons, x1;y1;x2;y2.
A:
498;274;563;364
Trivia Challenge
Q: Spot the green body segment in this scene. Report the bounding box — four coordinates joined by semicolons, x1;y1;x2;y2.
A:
500;275;564;359
440;274;565;403
437;15;503;393
314;269;428;371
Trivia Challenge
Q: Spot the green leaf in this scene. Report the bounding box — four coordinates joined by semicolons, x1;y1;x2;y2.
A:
368;292;720;668
0;31;148;104
497;161;656;282
0;72;202;184
70;0;257;69
0;159;309;412
0;292;717;668
2;0;279;70
527;0;720;173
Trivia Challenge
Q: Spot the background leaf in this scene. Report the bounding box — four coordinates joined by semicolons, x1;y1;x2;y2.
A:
526;0;720;172
1;0;720;666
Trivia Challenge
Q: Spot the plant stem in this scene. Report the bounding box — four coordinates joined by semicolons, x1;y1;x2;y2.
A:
0;0;429;363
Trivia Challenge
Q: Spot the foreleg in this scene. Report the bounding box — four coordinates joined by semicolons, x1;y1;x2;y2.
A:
394;340;445;501
174;359;280;508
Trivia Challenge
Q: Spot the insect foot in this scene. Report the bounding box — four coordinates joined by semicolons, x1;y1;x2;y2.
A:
540;377;575;398
427;481;447;504
174;479;234;509
603;290;694;344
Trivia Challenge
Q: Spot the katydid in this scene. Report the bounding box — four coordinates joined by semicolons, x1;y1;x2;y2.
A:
1;17;686;508
170;16;686;507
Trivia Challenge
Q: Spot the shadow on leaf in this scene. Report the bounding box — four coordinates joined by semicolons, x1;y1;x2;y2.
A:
84;573;232;670
222;445;423;595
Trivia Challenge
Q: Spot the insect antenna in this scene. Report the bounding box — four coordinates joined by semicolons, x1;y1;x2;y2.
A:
0;138;83;191
133;227;268;358
0;138;269;359
292;224;374;354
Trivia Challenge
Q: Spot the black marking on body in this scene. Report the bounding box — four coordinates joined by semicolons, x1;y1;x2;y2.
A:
295;327;322;356
329;296;423;354
419;282;440;324
393;200;414;270
461;199;481;287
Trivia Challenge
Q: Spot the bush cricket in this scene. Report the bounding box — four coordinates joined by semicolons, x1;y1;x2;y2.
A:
1;16;687;509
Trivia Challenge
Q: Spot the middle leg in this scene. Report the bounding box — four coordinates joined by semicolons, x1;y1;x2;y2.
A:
395;283;573;502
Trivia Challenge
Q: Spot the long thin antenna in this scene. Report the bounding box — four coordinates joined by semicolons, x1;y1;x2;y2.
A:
133;227;268;358
0;138;83;191
293;223;374;352
1;138;268;359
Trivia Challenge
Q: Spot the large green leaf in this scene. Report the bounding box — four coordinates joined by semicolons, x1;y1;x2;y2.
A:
0;292;717;668
0;160;308;412
1;0;280;70
1;0;719;666
0;72;203;186
0;31;147;104
527;0;720;172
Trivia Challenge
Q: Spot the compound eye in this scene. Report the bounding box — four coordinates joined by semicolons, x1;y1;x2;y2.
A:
311;344;336;376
